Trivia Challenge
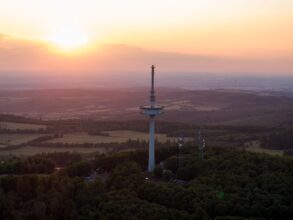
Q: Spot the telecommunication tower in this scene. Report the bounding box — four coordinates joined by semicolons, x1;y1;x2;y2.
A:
140;65;164;172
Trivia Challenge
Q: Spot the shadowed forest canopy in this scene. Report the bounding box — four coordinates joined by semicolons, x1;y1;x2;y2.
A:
1;147;293;220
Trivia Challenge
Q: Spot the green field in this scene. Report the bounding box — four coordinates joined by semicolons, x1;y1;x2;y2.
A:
0;146;107;156
0;122;47;130
0;130;176;156
245;140;283;156
47;130;175;144
0;134;44;148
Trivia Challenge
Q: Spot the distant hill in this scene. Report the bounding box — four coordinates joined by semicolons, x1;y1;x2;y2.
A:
0;88;293;126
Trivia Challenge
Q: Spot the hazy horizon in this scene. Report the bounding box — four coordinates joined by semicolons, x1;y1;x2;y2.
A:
0;0;292;74
1;70;293;92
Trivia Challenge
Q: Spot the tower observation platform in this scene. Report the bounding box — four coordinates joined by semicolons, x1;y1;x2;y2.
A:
140;65;164;172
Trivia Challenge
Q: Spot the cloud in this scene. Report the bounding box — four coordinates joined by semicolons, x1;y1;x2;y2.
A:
0;34;292;74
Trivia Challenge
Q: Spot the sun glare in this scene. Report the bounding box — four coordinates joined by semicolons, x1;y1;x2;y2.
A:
46;28;89;52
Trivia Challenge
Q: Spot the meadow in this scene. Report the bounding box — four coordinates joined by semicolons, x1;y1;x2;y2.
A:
0;130;175;156
47;130;175;144
0;134;44;148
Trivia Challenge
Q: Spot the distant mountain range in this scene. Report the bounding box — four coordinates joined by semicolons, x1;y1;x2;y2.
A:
0;33;292;73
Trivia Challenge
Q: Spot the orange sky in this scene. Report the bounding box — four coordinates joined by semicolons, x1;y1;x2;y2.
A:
0;0;292;73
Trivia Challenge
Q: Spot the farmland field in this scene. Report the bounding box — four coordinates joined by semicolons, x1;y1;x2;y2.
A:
0;146;107;156
0;134;44;148
0;130;176;156
0;122;47;130
47;130;175;144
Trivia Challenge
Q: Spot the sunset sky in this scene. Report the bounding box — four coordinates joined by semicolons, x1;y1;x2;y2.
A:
0;0;292;73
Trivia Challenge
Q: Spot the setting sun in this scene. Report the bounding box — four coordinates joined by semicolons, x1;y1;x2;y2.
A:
0;0;292;72
45;28;89;51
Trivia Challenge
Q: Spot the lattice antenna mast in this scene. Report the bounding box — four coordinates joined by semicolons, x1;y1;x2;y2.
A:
198;127;205;160
177;137;185;169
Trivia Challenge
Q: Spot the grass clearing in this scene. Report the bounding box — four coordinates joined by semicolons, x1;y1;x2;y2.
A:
245;140;283;156
47;130;175;144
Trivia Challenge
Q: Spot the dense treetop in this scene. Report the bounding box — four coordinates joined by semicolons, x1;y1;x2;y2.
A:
0;147;293;219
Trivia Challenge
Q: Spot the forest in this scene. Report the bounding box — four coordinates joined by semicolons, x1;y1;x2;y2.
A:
1;146;293;220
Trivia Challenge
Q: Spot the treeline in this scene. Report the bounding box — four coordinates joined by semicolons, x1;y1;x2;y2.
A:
0;113;273;135
47;118;272;136
29;139;181;153
0;156;55;175
95;145;180;171
48;119;191;134
261;128;293;149
29;138;147;148
0;128;52;134
0;134;61;151
1;147;293;219
167;125;271;138
0;152;85;175
28;134;63;144
34;152;82;167
0;114;43;124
